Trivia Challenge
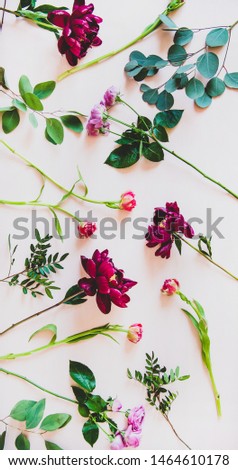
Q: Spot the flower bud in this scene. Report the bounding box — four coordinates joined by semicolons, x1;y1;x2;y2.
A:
119;191;136;211
161;278;180;295
78;222;97;238
103;86;120;108
127;324;143;343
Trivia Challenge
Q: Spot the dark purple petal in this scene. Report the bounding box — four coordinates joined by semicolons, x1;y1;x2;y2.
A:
166;201;180;214
92;36;102;46
58;36;68;54
110;289;130;308
183;223;194;238
81;256;96;278
73;0;85;8
98;260;115;279
65;50;78;66
121;278;137;293
78;277;96;296
155;240;173;259
96;276;110;294
48;10;70;28
96;293;111;314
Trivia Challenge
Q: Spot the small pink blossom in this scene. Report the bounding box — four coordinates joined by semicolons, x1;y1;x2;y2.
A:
119;191;136;211
127;323;143;344
124;425;142;448
127;405;145;431
161;278;180;296
110;432;126;450
86;103;110;136
103;86;120;108
78;222;97;238
111;399;122;412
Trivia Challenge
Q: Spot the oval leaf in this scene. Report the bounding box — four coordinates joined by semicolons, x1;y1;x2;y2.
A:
156;91;174;111
60;115;83;133
46;118;64;144
159;14;177;28
143;142;164;162
29;112;38;128
63;284;87;305
12;99;27;112
72;386;87;404
206;77;225;97
168;44;187;66
29;323;57;345
10;400;37;421
70;361;96;393
85;395;107;413
33;81;56;99
23;93;44;111
82;420;99;447
142;88;158;105
45;441;63;450
15;434;30;450
224;72;238;89
19;75;33;99
26;399;45;429
2;109;20;134
174;27;193;46
40;414;71;431
0;431;6;450
153;125;169;142
195;92;212;108
153;110;184;128
197;52;219;79
185;78;204;99
206;28;229;47
105;144;140;168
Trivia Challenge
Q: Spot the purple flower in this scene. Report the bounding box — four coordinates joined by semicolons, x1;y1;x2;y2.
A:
78;249;137;314
103;86;120;108
86;103;110;136
124;425;142;448
48;1;102;66
146;202;194;259
110;432;126;450
110;405;145;450
127;405;145;431
111;399;123;412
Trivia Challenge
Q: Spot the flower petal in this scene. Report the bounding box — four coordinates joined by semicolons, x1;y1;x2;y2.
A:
78;277;96;296
96;293;111;314
96;276;110;294
48;10;70;28
110;289;130;308
98;260;115;279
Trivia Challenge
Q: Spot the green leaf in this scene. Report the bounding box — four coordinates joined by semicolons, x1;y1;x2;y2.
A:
40;414;71;431
168;45;187;66
129;50;146;64
124;60;140;72
63;284;87;305
156;91;174;111
0;67;8;89
15;434;30;450
25;399;45;429
60;115;83;133
195;92;212;108
224;72;238;89
2;109;20;134
45;128;57;145
10;400;37;421
197;52;219;79
34;5;69;13
19;75;33;99
193;300;206;319
45;441;63;450
23;93;44;111
105;144;140;168
206;28;229;47
85;395;107;413
198;234;212;259
78;404;90;418
46;118;64;144
153;125;169;142
29;112;38;128
178;375;190;381
33;81;56;99
153;110;184;128
143;142;164;162
159;14;177;28
70;361;96;393
165;77;177;93
82;420;99;447
50;208;63;240
72;386;87;404
0;431;6;450
206;77;225;97
12;99;27;112
174;236;182;254
29;323;57;345
174;27;193;46
142;88;158;104
185;78;205;99
155;57;168;69
137;116;152;131
181;308;200;332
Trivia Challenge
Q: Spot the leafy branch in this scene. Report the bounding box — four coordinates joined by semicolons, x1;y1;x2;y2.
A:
128;352;190;449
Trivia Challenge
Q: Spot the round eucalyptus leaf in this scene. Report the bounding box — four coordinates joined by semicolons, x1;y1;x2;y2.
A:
185;78;205;99
195;92;212;108
196;52;219;79
168;45;187;66
206;77;225;97
206;28;229;47
224;72;238;89
156;91;174;111
142;88;158;104
174;27;194;46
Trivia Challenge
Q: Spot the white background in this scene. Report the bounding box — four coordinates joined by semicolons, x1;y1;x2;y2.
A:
0;0;238;450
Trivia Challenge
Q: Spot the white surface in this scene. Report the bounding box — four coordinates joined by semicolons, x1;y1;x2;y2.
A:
0;0;238;450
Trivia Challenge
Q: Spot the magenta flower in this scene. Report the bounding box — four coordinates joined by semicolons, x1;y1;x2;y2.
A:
78;222;97;238
48;1;102;66
78;249;137;314
103;86;120;108
161;278;180;296
146;202;194;259
127;405;145;431
127;324;143;344
119;191;136;211
86;103;110;136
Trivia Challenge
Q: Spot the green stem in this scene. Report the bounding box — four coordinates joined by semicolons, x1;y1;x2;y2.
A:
206;357;222;417
0;140;119;207
57;0;185;82
0;324;126;361
177;234;238;281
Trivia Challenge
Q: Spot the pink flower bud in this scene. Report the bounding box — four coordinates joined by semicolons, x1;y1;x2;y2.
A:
127;324;143;344
78;222;97;238
119;191;136;211
103;86;120;108
161;278;180;296
111;398;122;412
127;405;145;431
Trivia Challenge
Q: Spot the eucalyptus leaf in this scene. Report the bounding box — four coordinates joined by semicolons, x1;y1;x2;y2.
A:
70;361;96;393
224;72;238;89
197;52;219;79
195;92;212;108
156;91;174;111
142;88;158;105
206;77;225;97
168;44;187;66
206;28;229;47
185;78;205;99
159;14;177;29
174;27;193;46
19;75;33;99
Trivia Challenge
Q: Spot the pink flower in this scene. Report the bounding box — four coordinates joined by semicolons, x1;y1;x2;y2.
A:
110;433;126;450
78;222;97;238
127;405;145;431
119;191;136;211
127;324;143;344
103;86;120;108
124;425;142;448
86;103;110;136
111;399;122;412
161;278;180;295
